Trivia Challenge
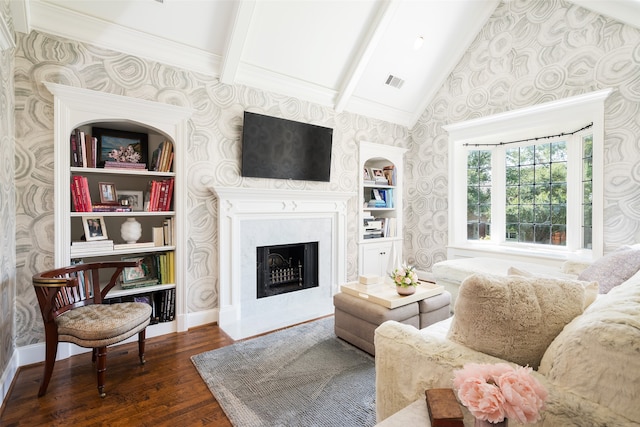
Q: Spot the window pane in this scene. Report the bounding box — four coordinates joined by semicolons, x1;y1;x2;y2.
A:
535;164;550;182
502;141;568;246
506;148;519;167
520;146;535;165
582;134;593;249
506;186;519;205
551;141;567;161
467;150;492;241
520;165;534;184
506;166;519;185
550;162;566;183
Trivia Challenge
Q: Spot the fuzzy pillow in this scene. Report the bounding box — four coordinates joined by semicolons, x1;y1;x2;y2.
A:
578;248;640;293
447;273;597;369
508;266;598;310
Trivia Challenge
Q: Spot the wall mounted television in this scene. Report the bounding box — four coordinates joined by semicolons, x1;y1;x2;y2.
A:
241;111;333;182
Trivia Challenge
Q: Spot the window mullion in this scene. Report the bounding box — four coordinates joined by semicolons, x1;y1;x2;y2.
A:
566;134;582;252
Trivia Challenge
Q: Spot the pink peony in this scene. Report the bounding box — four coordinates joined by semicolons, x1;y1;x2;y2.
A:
453;363;547;424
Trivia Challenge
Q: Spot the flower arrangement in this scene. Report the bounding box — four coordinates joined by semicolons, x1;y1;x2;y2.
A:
108;145;142;163
453;363;548;424
389;262;419;288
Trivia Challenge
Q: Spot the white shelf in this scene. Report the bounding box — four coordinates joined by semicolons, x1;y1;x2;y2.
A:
71;166;175;177
71;211;175;217
70;245;176;258
107;282;175;298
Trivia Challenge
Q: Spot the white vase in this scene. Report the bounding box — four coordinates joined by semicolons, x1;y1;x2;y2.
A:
121;217;142;244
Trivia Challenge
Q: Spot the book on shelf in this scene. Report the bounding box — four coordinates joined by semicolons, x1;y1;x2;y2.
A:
150;140;174;172
145;177;174;211
72;239;114;248
70;240;114;255
70;129;98;168
71;175;93;212
153;226;164;246
92;204;132;212
163;217;174;246
113;241;156;250
104;161;147;170
120;278;160;290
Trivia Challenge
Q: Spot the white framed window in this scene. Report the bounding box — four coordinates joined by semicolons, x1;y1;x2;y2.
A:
444;89;612;261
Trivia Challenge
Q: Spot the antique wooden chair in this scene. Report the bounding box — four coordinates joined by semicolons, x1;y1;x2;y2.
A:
32;261;152;397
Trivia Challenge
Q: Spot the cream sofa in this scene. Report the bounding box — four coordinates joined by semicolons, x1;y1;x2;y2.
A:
375;262;640;426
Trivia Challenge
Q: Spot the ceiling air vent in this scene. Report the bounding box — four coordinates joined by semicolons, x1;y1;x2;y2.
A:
385;74;405;89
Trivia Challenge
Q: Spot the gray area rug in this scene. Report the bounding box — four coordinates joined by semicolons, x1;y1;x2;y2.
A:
191;317;375;427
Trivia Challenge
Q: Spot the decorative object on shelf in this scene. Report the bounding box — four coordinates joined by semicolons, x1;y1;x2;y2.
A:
98;181;117;204
117;190;144;211
453;363;548;426
93;126;148;168
121;217;142;244
390;262;419;295
82;216;108;241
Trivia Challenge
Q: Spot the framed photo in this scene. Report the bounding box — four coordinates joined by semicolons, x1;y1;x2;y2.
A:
99;182;117;204
117;190;144;211
121;255;157;283
370;168;384;179
93;127;148;168
82;216;108;241
363;168;371;181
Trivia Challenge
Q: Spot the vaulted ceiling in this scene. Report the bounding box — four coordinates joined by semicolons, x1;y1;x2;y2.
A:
9;0;640;128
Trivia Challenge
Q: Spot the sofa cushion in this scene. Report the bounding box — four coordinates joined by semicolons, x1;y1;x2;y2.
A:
538;269;640;423
447;273;597;369
578;247;640;293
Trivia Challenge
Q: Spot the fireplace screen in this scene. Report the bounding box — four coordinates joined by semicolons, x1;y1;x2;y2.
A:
256;241;319;298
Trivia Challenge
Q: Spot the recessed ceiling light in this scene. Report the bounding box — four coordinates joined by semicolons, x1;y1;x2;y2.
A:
413;36;424;50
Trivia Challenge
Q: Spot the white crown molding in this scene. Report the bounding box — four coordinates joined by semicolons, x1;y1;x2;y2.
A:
29;1;221;76
0;13;15;50
571;0;640;30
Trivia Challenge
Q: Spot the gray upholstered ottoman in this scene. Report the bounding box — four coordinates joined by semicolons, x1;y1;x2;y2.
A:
333;292;419;355
418;290;451;328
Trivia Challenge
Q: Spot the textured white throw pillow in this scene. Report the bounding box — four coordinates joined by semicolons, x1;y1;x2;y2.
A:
447;273;597;369
578;248;640;293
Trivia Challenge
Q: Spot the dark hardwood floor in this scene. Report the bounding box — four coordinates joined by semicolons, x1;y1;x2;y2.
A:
0;323;236;426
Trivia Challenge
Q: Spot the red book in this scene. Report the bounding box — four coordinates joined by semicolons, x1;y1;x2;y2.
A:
163;177;174;211
80;176;93;212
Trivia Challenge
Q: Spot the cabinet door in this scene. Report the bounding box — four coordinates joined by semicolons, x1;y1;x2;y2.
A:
361;241;393;277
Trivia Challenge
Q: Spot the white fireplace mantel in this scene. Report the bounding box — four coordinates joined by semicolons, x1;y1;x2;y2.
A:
209;186;355;339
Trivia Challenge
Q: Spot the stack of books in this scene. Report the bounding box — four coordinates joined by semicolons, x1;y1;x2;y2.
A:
70;175;93;212
104;161;147;170
144;177;174;211
150;141;174;172
70;129;98;168
70;240;114;256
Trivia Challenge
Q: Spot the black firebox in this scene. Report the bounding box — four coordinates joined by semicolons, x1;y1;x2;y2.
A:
256;241;319;299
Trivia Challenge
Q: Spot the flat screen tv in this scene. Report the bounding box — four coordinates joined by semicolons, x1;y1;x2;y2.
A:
241;111;333;182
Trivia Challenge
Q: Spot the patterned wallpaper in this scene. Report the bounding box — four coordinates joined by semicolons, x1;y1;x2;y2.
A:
12;31;409;346
0;0;16;382
9;0;640;349
405;0;640;271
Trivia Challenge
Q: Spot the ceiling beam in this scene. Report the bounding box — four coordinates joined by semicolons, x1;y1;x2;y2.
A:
334;0;400;113
9;0;30;34
219;0;256;85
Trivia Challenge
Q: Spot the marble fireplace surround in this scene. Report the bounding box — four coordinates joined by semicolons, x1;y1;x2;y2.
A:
210;187;354;340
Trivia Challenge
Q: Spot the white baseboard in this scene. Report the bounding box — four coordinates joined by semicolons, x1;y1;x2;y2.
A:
1;350;19;408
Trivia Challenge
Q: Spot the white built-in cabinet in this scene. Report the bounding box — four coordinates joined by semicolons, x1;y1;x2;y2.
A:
45;82;193;337
358;141;406;278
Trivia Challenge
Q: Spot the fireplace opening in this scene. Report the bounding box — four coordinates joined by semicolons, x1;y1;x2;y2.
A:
256;241;319;298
